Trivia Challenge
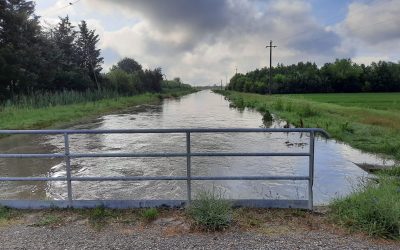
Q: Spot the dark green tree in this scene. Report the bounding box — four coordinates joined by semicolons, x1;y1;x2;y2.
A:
0;0;43;98
76;20;103;89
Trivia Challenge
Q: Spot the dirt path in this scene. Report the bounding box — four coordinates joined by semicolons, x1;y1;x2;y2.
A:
0;209;398;249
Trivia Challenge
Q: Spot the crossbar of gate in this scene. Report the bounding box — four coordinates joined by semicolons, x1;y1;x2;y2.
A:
0;128;329;210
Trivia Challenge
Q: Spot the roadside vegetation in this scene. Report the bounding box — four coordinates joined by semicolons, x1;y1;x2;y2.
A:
216;90;400;160
330;167;400;239
187;189;232;231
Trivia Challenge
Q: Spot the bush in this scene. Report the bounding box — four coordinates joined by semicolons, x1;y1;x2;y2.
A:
141;208;159;221
0;206;12;220
187;189;232;231
330;174;400;239
106;69;139;94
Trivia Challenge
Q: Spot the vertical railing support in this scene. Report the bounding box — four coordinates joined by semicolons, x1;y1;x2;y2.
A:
186;132;192;204
64;133;73;207
308;131;315;210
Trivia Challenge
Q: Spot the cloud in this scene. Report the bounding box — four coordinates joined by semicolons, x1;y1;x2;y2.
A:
88;0;347;84
342;0;400;45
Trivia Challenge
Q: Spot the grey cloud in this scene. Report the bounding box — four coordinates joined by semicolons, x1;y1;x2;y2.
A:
343;0;400;45
286;29;341;54
100;0;231;34
95;0;346;84
100;0;342;54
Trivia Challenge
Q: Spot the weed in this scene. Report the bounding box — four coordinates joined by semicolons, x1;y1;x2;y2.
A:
262;110;273;127
330;175;400;239
273;98;284;111
285;101;293;112
86;206;113;229
297;103;318;117
0;206;12;220
187;189;232;231
340;122;354;133
32;214;62;227
141;208;159;221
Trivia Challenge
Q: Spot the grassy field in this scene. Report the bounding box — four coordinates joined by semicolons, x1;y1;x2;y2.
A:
216;90;400;160
287;93;400;111
0;89;195;131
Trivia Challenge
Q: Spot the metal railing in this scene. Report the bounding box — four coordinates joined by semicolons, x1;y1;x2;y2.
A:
0;128;329;210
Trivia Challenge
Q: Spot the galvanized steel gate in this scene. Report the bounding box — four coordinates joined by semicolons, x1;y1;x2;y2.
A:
0;128;329;210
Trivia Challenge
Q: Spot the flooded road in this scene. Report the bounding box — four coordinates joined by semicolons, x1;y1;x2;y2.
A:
0;90;394;204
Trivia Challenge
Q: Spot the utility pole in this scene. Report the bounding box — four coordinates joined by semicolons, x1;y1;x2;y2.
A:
220;79;223;90
235;66;238;75
266;40;277;95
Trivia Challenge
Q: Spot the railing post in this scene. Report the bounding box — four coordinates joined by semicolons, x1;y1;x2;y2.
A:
308;131;315;210
64;133;73;207
186;132;192;204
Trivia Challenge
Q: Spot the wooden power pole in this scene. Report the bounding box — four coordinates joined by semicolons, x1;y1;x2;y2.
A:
266;40;277;95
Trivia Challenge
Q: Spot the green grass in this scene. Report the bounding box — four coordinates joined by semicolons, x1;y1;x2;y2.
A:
330;167;400;239
0;206;13;220
187;189;232;231
141;208;159;221
0;89;196;131
287;92;400;111
31;214;62;227
216;90;400;160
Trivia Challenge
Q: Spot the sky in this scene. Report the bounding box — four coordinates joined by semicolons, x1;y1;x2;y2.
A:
34;0;400;86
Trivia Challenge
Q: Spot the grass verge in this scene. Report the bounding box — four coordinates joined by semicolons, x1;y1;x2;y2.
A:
215;90;400;160
330;167;400;239
0;89;196;131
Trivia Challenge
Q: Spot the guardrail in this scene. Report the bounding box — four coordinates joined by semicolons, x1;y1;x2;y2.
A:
0;128;329;210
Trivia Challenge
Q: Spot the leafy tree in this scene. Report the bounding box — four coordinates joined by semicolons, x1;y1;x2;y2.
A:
113;57;142;74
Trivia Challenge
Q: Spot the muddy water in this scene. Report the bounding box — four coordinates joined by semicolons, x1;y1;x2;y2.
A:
0;90;394;205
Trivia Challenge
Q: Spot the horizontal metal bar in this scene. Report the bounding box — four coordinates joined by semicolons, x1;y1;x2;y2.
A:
0;128;330;138
0;177;67;181
71;152;309;158
0;152;310;158
70;152;187;158
0;199;309;209
68;176;309;181
191;176;309;181
0;153;65;158
191;152;310;157
0;176;309;182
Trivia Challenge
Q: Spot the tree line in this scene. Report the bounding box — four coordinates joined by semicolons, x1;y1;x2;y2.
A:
0;0;174;104
227;59;400;94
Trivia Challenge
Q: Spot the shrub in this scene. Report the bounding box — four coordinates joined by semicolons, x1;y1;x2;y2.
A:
187;189;232;231
141;208;159;221
0;206;12;220
88;206;111;223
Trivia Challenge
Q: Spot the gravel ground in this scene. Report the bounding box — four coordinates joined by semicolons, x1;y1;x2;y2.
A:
0;211;398;249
